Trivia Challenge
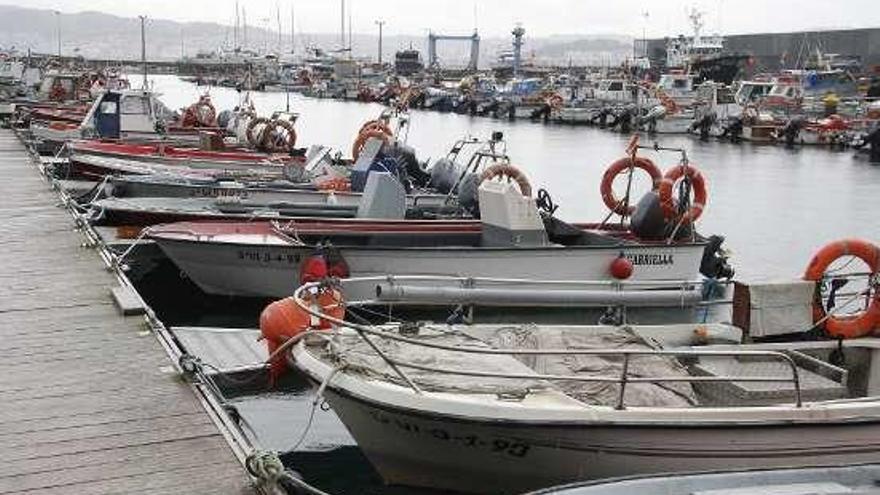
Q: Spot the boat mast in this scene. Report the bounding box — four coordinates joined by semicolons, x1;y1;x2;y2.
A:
290;3;295;54
139;15;147;89
340;0;345;50
348;4;353;59
234;1;239;50
243;7;248;51
276;3;282;54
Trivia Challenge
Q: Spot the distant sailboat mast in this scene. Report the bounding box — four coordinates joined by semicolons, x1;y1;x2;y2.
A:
340;0;345;50
234;0;239;50
276;3;282;54
348;2;352;58
242;7;248;51
290;3;295;54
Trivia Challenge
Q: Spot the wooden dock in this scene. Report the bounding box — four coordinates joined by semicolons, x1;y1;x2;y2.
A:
0;130;255;494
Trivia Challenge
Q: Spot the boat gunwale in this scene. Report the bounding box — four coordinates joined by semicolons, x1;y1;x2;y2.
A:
292;340;880;428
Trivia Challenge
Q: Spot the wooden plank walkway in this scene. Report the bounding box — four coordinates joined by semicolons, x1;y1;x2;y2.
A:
0;130;255;495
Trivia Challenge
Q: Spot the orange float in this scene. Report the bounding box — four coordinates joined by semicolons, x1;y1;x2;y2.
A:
600;156;662;216
259;289;346;383
803;239;880;339
658;164;708;223
479;164;532;197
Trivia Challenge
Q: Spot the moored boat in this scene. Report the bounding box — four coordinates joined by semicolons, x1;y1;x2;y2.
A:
281;241;880;494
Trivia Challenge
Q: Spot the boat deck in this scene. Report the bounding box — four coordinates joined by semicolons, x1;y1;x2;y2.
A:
0;129;255;494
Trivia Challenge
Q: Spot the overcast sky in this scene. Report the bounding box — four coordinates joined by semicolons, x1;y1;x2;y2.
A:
3;0;878;38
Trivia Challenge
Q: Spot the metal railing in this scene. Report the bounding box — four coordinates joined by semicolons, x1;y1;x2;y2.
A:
292;279;804;409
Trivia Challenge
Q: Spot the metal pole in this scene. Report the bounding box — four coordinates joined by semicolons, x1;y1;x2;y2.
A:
375;20;385;65
139;16;147;90
340;0;345;49
55;11;61;58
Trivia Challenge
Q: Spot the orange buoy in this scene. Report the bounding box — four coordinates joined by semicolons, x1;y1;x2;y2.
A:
479;164;533;197
600;156;662;216
259;289;346;383
352;128;392;161
609;254;634;280
803;239;880;339
658;164;708;224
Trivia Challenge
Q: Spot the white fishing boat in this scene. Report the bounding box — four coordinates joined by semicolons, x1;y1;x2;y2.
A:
286;267;880;494
29;87;183;154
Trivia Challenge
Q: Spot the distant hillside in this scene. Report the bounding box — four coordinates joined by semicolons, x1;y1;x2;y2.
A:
0;5;633;66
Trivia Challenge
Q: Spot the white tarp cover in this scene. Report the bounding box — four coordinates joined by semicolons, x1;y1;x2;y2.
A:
319;324;696;407
746;281;815;337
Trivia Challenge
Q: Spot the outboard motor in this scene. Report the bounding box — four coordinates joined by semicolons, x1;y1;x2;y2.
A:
216;109;234;130
630;191;693;240
593;107;612;128
531;103;552;123
722;117;744;144
388;143;431;188
700;235;735;280
428;157;459;194
691;110;716;141
457;173;481;217
617;106;633;134
630;191;668;239
780;117;805;146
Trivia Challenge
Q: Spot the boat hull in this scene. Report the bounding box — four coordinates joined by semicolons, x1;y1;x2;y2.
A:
106;177;449;209
152;233;707;301
317;383;880;494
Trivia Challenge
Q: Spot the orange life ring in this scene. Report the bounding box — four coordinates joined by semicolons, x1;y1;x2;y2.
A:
803;239;880;338
479;164;532;197
600;156;662;216
263;119;297;153
246;117;271;148
658;164;708;223
359;119;393;136
546;93;564;109
352;128;391;161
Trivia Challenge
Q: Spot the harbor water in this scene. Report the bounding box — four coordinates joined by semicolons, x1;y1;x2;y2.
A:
143;75;880;494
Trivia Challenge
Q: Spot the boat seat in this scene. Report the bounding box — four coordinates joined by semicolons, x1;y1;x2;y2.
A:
690;355;848;406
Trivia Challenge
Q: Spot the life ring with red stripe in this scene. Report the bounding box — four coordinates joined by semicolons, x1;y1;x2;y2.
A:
479;164;532;197
803;239;880;338
600;156;662;216
658;164;708;223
